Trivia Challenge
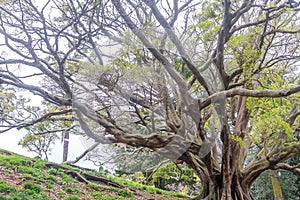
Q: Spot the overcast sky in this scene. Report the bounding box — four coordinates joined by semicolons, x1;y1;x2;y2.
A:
0;128;100;170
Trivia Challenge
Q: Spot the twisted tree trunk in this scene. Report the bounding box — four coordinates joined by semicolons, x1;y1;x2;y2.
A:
186;155;253;200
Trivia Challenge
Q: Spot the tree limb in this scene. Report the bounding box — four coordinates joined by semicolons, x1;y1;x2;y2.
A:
200;86;300;109
65;142;100;164
274;163;300;177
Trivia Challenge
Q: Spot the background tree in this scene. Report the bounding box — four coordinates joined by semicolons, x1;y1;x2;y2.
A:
0;0;300;199
251;155;300;200
19;122;59;160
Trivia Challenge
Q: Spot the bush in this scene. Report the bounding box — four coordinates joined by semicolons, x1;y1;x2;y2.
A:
151;162;196;193
23;182;43;193
65;187;73;194
118;189;132;197
0;181;16;193
48;168;57;175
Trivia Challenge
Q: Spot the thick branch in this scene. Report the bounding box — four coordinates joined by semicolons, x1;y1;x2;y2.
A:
0;79;71;106
143;0;211;94
274;163;300;177
200;86;300;109
74;101;176;150
111;0;197;110
243;142;300;186
17;109;73;130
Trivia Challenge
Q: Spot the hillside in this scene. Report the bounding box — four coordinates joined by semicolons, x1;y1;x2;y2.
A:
0;149;191;200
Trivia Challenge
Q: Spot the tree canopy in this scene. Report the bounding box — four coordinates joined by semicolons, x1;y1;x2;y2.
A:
0;0;299;199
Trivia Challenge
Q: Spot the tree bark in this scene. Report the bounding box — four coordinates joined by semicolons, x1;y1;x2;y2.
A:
270;170;283;200
192;171;253;200
62;131;69;162
183;151;253;200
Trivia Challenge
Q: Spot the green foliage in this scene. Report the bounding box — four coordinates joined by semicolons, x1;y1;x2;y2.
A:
113;146;165;176
98;195;124;200
191;0;222;48
57;190;65;198
45;180;53;189
251;168;300;200
251;170;274;199
0;148;191;199
250;101;295;146
92;192;102;198
48;168;57;175
0;180;17;194
18;166;42;177
229;135;246;148
0;192;49;200
87;183;102;190
151;162;197;191
109;176;190;198
117;189;132;197
0;154;31;169
65;187;73;194
19;122;59;160
23;182;43;193
65;196;80;200
32;159;45;169
226;31;261;83
61;173;71;182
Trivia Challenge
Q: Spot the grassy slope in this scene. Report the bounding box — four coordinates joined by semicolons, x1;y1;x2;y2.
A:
0;149;191;200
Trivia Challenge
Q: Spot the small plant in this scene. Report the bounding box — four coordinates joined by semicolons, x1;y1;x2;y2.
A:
92;192;102;198
61;173;71;182
33;160;45;169
73;187;83;194
47;175;58;182
65;187;73;194
87;183;101;190
65;196;80;200
145;186;157;194
48;168;57;175
174;192;189;198
35;174;45;182
58;190;65;198
45;180;53;188
23;182;43;193
99;195;124;200
22;174;34;180
0;194;9;200
0;181;17;193
18;166;43;178
118;189;132;197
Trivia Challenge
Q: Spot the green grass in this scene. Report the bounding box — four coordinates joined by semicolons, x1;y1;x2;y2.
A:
23;182;43;193
0;181;17;194
0;148;191;200
109;176;189;198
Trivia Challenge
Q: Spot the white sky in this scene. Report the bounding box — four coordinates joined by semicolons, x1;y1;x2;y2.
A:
0;91;99;170
0;128;99;170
